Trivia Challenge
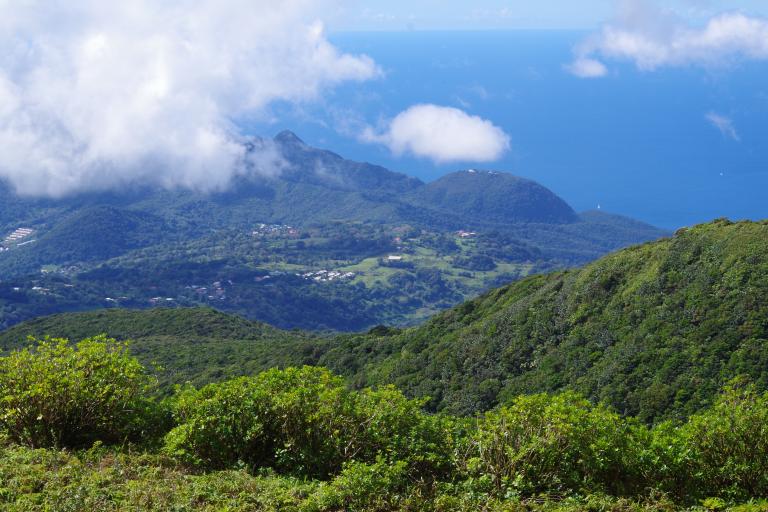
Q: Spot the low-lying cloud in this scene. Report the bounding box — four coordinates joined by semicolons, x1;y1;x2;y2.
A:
362;104;510;164
569;1;768;77
0;0;379;197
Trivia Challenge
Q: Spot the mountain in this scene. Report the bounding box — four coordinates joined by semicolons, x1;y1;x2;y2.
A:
408;170;578;224
0;131;660;245
273;131;423;195
0;132;668;331
2;219;766;424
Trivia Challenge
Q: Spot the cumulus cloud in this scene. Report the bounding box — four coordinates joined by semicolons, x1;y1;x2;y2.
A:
706;112;739;141
568;1;768;77
362;104;510;164
0;0;378;197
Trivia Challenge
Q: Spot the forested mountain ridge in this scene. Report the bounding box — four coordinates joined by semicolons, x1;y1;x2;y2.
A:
320;218;768;421
407;170;579;224
0;131;663;250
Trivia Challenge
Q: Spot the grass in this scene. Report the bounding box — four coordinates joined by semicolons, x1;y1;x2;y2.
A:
2;442;754;511
340;242;535;294
340;258;402;287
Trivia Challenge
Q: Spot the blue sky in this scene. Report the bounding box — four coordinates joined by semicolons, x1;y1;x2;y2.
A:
335;0;768;31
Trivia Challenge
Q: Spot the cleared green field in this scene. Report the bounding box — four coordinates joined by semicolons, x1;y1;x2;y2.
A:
340;242;537;299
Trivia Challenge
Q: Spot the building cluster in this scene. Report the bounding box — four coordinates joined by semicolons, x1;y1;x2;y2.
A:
185;281;228;301
2;227;35;251
104;296;129;303
149;297;177;305
252;223;299;238
4;280;77;296
298;269;355;283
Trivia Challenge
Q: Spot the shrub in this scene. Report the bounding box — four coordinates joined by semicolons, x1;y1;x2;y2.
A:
165;367;356;476
680;381;768;501
346;386;455;480
0;336;160;448
163;376;273;470
464;392;648;498
164;367;454;480
640;419;693;499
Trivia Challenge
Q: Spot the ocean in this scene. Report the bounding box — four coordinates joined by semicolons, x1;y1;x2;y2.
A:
246;30;768;229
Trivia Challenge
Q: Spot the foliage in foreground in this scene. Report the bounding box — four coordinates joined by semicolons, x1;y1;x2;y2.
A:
2;337;768;510
463;392;649;498
165;366;452;480
0;335;163;448
0;441;713;512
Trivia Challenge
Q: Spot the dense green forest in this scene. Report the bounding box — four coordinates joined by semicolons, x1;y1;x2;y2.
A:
4;219;766;425
0;308;328;391
1;336;768;510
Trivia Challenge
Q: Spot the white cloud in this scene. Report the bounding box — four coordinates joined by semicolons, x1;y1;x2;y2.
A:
0;0;378;197
362;104;510;164
706;112;740;141
568;1;768;77
566;57;609;78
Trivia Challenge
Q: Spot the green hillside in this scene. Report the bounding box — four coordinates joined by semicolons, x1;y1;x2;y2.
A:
0;307;274;342
2;219;766;425
0;308;328;391
318;219;768;422
2;327;768;510
0;206;169;276
2;219;767;509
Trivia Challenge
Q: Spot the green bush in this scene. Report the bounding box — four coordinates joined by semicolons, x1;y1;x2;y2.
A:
348;386;455;480
680;382;768;501
163;376;272;470
164;366;454;480
464;392;648;498
639;419;692;499
0;336;161;448
165;367;357;476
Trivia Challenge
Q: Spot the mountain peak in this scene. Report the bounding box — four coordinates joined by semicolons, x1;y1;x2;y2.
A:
274;130;306;147
414;170;578;224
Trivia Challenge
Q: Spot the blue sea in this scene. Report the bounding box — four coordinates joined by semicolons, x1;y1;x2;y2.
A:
247;31;768;230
